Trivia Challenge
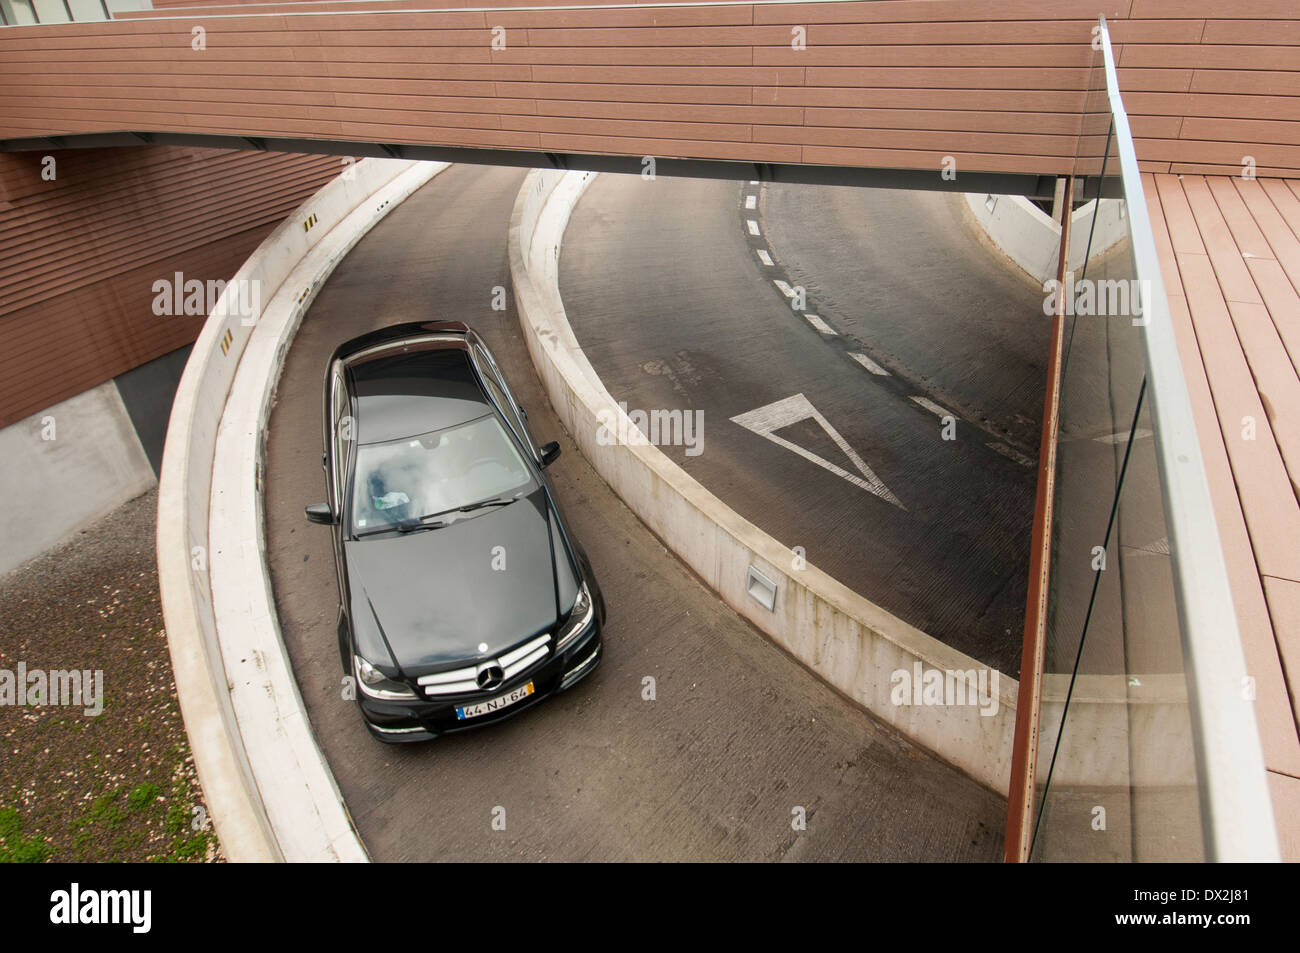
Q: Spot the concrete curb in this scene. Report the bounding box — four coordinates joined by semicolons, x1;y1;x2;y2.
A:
965;192;1128;286
158;158;443;861
509;169;1019;795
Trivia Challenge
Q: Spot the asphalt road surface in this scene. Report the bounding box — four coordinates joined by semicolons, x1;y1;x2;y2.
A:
560;175;1048;675
262;164;1006;862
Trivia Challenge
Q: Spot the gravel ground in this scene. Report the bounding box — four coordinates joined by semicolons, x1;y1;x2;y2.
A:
0;488;220;862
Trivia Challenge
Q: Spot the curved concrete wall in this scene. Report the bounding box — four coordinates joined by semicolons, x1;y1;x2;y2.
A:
510;168;1020;795
965;191;1129;285
156;156;440;861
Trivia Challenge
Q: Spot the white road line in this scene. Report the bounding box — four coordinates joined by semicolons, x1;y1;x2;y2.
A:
849;352;890;376
803;313;836;335
745;194;757;210
773;279;796;298
987;442;1035;467
746;219;761;236
749;180;760;185
910;396;954;419
1094;427;1153;444
756;249;773;266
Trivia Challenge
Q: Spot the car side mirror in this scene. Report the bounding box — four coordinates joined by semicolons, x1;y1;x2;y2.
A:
305;503;336;525
539;441;561;468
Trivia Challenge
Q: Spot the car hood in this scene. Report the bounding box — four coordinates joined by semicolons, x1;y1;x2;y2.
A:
343;488;575;673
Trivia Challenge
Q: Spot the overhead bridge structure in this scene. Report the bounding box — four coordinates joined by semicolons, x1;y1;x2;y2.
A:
2;0;1300;194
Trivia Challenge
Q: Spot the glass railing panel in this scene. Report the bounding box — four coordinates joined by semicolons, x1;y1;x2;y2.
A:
1028;20;1208;859
1027;15;1275;861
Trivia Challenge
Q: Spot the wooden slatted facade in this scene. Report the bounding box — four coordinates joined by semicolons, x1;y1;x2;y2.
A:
0;0;1297;177
0;146;340;427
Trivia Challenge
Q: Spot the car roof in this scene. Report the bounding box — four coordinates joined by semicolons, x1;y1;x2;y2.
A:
347;342;489;445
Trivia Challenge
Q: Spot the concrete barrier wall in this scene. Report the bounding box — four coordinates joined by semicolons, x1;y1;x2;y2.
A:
966;192;1129;286
0;382;154;576
156;157;439;861
510;169;1020;795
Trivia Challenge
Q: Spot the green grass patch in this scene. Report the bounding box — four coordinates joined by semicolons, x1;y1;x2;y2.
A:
0;806;54;863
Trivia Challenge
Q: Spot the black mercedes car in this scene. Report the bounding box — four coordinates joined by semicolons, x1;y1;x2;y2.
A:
304;320;605;742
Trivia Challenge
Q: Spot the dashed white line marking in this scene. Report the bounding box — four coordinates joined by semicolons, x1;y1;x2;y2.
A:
987;442;1035;467
756;249;773;266
849;352;890;376
910;396;954;419
746;219;761;236
803;313;836;335
1094;427;1153;444
773;279;796;298
745;195;757;210
749;180;760;185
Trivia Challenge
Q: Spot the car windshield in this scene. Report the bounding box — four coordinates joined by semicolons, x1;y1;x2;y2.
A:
349;413;533;536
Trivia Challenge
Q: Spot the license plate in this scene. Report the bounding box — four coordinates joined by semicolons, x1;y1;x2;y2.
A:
455;681;534;720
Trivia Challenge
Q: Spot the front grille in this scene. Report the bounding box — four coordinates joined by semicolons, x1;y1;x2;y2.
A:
416;633;551;697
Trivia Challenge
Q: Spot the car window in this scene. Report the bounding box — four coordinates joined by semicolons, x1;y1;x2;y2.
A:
349;414;534;535
473;345;535;456
329;368;350;507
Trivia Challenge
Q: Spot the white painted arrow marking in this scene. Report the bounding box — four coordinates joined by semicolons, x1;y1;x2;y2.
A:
730;393;904;509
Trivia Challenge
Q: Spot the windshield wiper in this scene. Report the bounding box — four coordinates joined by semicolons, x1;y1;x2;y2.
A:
351;495;520;539
352;519;443;539
455;496;517;513
411;495;519;524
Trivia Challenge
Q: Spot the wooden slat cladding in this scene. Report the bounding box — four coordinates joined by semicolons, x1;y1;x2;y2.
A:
0;146;339;428
0;1;1297;178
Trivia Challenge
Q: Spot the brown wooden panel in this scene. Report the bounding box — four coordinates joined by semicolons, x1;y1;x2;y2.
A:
757;86;1089;112
1169;162;1300;177
0;146;337;428
1145;173;1300;775
1203;19;1300;45
1182;175;1263;304
0;4;1296;181
1132;0;1298;18
803;66;1092;91
538;99;803;125
1112;67;1195;92
799;106;1085;135
757;124;1085;157
534;131;802;163
502;114;752;142
1189;70;1300;96
1126;92;1300;122
1121;44;1300;70
1138;138;1300;169
752;1;1130;26
499;80;754;106
1181;118;1300;147
800;143;1076;175
755;44;1098;69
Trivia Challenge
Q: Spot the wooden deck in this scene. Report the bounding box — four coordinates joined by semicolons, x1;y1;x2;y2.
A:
1146;172;1300;860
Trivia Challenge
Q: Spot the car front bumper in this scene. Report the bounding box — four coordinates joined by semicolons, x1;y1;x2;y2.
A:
358;621;602;743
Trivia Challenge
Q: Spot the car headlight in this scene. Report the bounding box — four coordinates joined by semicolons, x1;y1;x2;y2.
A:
354;655;417;700
555;581;595;651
